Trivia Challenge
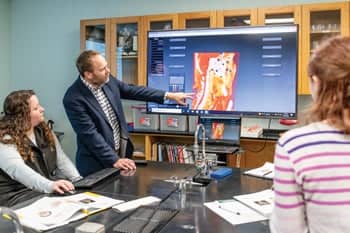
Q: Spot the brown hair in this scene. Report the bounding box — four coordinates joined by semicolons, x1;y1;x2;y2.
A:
0;90;54;161
76;50;101;76
306;36;350;133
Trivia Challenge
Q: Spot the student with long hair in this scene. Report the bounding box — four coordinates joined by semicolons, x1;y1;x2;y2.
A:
0;90;81;206
270;36;350;232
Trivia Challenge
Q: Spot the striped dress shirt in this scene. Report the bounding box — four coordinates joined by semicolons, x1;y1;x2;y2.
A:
270;121;350;233
80;76;121;151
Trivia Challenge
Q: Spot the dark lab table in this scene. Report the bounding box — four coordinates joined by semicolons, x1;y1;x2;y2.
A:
15;162;272;233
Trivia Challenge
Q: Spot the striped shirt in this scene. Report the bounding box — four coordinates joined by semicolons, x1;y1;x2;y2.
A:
80;76;121;151
270;122;350;233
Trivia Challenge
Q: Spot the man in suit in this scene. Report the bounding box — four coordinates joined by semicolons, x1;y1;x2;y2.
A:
63;50;192;176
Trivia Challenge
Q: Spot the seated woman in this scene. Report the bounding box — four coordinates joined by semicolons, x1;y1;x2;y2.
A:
0;90;81;206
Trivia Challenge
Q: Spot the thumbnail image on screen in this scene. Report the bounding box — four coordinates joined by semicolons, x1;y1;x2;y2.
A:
146;25;298;119
211;122;225;140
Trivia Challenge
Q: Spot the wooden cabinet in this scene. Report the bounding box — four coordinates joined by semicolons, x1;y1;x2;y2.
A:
80;17;143;85
80;18;111;65
217;8;258;27
130;132;276;169
130;133;193;160
178;11;216;29
300;2;349;95
80;2;348;167
239;139;276;168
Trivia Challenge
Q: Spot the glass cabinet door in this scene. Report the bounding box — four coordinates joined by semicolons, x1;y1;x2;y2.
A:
80;19;111;62
145;14;178;31
110;17;142;85
217;9;258;27
257;6;301;25
178;11;216;29
301;2;349;95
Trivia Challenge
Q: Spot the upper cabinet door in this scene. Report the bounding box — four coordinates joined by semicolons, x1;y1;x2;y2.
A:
139;14;179;86
217;8;258;27
143;14;179;31
257;6;302;94
257;6;301;26
300;2;349;95
178;11;216;29
80;18;111;63
110;16;142;85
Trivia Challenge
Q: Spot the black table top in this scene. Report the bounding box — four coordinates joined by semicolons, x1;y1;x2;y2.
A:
13;162;272;233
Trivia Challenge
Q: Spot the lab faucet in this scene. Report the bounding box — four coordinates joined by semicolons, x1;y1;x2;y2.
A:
193;124;208;176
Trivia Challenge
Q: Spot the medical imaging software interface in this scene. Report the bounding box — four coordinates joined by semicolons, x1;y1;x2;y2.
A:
146;25;298;119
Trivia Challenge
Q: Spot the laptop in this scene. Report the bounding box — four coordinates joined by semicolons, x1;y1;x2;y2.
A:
187;115;241;154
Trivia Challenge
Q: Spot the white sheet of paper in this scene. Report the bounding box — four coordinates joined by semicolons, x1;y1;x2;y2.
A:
243;162;274;179
204;199;267;225
234;189;274;217
112;196;161;212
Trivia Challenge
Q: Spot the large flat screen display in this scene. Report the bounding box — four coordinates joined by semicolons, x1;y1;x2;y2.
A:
146;25;298;119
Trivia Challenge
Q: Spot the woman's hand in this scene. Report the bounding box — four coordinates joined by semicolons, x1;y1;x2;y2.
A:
52;179;75;194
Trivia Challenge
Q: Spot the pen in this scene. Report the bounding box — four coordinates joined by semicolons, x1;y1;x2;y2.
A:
262;171;272;177
218;205;240;215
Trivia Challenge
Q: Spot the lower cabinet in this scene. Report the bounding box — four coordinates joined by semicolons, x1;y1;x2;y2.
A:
130;133;276;169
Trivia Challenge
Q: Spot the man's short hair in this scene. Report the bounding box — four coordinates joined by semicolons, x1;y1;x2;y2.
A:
76;50;101;77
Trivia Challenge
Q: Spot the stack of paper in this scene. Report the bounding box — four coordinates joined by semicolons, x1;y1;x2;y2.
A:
243;162;274;179
15;192;124;231
204;188;274;226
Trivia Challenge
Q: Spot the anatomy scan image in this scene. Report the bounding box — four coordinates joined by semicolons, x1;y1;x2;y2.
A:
192;52;239;111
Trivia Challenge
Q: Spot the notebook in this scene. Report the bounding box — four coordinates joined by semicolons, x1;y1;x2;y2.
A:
187;115;241;154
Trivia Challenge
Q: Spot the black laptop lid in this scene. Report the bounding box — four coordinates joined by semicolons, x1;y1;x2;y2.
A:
198;116;241;146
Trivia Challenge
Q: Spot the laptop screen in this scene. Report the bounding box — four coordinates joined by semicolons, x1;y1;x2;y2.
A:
198;116;241;145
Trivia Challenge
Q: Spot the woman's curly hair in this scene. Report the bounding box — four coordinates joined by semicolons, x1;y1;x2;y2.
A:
0;90;55;161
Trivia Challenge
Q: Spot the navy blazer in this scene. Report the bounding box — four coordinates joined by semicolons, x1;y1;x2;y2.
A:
63;76;165;176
